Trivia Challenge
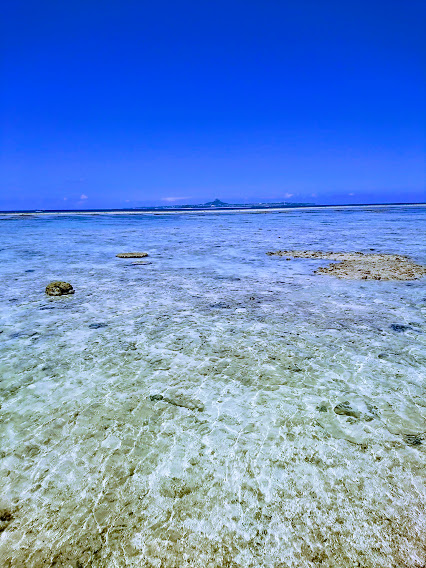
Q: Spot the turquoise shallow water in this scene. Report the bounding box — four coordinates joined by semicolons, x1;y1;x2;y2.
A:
0;206;425;567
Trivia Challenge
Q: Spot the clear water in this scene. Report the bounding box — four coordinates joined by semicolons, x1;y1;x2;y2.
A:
0;206;425;567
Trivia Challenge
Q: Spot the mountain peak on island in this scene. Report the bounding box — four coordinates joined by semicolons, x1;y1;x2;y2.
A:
203;198;229;207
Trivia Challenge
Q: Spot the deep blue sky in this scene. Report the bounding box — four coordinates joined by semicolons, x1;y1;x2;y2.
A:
1;1;425;210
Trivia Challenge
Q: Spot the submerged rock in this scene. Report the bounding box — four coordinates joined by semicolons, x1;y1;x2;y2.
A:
131;260;152;265
149;393;204;411
334;401;361;419
150;394;164;402
390;324;412;333
316;415;367;446
266;250;426;281
0;510;13;534
404;434;423;446
378;353;390;359
88;323;108;329
116;252;149;258
364;404;379;422
45;281;74;296
165;394;204;412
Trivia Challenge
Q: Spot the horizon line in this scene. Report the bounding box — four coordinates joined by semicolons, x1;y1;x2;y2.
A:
1;201;426;214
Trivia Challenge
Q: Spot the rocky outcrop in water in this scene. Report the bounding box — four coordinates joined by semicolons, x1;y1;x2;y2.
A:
116;252;149;258
45;281;74;296
266;250;426;280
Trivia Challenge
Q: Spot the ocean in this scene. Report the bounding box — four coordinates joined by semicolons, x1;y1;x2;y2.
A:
0;205;425;567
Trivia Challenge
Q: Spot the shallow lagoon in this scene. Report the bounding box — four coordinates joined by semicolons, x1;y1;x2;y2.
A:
0;206;425;567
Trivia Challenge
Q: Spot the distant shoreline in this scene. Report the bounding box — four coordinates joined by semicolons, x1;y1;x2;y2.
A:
1;202;425;216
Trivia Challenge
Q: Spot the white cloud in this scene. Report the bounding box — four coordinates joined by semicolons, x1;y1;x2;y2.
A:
284;193;294;199
80;194;88;200
161;196;189;202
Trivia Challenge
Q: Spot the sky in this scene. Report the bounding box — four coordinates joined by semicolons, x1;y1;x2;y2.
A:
1;0;425;210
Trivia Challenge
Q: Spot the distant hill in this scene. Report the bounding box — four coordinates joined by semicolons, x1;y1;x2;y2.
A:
133;198;315;210
202;199;230;207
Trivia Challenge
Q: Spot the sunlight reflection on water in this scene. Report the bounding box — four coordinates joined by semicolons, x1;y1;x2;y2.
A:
0;206;425;567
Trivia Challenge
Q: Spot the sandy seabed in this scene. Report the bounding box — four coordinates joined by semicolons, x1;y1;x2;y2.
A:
0;207;425;567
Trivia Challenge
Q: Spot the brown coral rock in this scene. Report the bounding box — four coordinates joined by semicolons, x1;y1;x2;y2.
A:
45;281;75;296
116;252;149;258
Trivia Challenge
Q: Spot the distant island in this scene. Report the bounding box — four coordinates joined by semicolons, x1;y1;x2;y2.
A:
134;198;315;211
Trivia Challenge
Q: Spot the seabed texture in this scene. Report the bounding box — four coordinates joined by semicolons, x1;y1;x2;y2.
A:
0;206;425;567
